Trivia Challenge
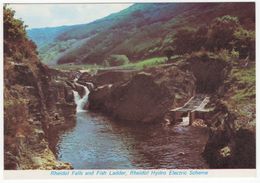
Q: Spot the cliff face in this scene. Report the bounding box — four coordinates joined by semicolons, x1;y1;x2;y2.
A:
4;59;76;169
4;6;76;169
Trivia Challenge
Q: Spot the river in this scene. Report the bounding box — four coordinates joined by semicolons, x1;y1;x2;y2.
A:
54;82;209;169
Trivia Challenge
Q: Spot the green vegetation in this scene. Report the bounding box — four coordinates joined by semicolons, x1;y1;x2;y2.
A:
121;57;167;69
173;15;255;59
231;66;255;102
104;54;130;66
4;5;26;42
233;27;255;59
232;67;255;84
27;26;73;48
51;63;102;72
207;15;240;51
27;3;255;66
39;39;77;63
163;46;174;60
51;56;168;71
4;5;37;60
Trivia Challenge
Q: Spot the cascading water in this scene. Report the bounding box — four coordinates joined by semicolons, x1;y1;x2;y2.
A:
56;77;209;169
73;82;90;112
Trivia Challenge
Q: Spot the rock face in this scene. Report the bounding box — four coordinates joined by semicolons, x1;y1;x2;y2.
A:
4;61;75;170
88;66;196;123
202;100;256;168
180;53;228;93
78;69;138;87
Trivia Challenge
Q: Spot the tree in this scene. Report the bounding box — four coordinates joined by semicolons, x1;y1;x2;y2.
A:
104;54;130;66
207;15;240;51
193;25;208;51
4;5;37;60
163;46;174;60
4;5;27;42
173;28;196;55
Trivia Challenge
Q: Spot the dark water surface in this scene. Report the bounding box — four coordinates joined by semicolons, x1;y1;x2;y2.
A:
55;111;209;169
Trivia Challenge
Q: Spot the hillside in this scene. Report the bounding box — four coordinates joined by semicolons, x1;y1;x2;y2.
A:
28;3;255;66
27;25;72;48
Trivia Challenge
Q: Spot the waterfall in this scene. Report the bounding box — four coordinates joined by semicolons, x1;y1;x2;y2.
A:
73;84;90;113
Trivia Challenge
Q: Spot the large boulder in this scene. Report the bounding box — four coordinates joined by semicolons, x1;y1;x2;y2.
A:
92;70;137;87
89;66;196;123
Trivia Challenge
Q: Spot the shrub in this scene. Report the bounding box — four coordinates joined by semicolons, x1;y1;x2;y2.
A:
217;49;232;62
233;27;255;59
193;25;208;50
172;15;255;62
4;5;26;42
4;5;37;60
104;54;130;66
230;49;240;60
173;28;196;55
163;46;174;60
173;26;209;55
207;15;240;51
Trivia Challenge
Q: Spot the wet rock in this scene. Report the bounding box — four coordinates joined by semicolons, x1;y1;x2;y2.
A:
78;72;92;82
177;152;186;156
91;70;137;87
88;84;113;113
89;66;196;123
85;82;95;91
74;83;86;97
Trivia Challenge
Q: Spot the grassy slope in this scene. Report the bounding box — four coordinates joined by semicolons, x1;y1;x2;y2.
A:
28;3;255;66
50;56;167;72
220;62;255;129
231;66;255;103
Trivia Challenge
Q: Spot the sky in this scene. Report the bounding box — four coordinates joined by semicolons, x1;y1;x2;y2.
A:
9;4;133;29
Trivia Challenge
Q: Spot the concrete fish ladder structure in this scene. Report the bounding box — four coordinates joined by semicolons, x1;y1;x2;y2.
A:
170;94;212;126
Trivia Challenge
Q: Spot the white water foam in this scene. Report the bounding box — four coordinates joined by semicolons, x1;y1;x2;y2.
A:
73;84;90;113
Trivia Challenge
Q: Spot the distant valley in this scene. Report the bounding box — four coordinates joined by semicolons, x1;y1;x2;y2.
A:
27;3;255;66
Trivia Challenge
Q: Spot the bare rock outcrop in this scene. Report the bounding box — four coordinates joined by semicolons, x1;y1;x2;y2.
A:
4;61;75;170
88;66;196;123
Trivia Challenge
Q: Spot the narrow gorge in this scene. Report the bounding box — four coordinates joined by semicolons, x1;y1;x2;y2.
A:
4;3;255;170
